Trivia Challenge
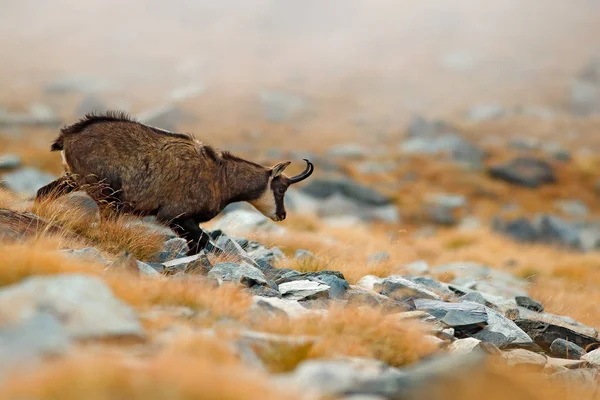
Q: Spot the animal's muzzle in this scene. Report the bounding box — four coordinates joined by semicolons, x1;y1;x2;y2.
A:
272;212;286;222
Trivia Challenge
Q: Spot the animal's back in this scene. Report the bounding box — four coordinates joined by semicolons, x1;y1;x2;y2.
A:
56;112;212;214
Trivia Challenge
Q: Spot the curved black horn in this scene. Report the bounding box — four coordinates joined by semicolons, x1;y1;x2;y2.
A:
290;159;314;184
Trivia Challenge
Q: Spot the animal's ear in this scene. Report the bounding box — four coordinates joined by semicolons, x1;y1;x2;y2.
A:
270;161;291;178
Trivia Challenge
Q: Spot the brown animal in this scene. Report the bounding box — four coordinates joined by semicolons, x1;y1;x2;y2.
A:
36;111;314;254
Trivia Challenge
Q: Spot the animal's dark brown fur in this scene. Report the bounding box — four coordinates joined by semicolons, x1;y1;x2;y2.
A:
39;111;314;254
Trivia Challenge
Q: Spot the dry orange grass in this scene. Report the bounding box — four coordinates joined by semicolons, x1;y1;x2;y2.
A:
0;240;101;287
255;306;438;368
0;352;289;400
31;196;165;261
107;278;253;322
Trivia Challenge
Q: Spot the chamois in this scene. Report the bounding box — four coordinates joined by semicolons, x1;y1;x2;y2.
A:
36;111;314;254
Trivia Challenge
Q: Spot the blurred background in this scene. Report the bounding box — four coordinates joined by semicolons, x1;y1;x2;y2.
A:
2;0;600;236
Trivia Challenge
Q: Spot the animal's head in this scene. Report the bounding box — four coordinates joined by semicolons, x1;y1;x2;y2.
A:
250;159;314;221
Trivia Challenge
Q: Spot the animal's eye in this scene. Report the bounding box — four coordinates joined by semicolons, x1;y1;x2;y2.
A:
278;187;286;195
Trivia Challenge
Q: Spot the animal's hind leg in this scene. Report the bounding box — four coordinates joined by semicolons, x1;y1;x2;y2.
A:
35;175;76;201
166;216;212;256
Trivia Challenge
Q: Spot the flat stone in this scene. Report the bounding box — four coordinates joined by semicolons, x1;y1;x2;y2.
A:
375;277;443;301
0;154;21;170
61;247;108;266
500;349;547;370
448;338;483;355
280;358;402;397
162;252;213;275
0;312;70;373
460;292;487;305
515;319;600;353
252;296;313;318
208;262;267;287
441;309;488;330
0;274;143;339
515;296;544;313
279;280;330;301
550;338;586;360
488;157;556;188
473;309;533;348
1;167;56;197
151;237;189;263
582;348;600;366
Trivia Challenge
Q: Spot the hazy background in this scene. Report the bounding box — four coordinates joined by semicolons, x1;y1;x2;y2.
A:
1;0;600;149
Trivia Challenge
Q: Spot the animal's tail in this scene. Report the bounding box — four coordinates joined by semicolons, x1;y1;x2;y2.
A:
50;134;64;151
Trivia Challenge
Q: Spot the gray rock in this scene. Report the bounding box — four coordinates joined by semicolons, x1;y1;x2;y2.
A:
151;237;189;263
317;274;350;299
279;280;330;301
582;348;600;366
550;338;586;360
555;199;589;217
208;262;267;287
1;167;56;197
403;276;454;297
515;296;544;313
45;75;111;94
467;104;505;122
247;285;282;298
0;274;143;339
375;277;443;301
0;312;70;373
356;161;395;175
543;142;571;161
61;247;108;265
406;115;458;138
344;353;486;399
315;193;400;224
0;154;21;170
550;369;599;394
415;299;531;347
138;104;182;131
0;104;61;127
536;214;581;248
488;157;556;188
515;319;600;352
448;338;498;356
500;349;547;370
441;309;488;330
162;252;213;275
344;286;401;310
252;296;313;318
570;56;600;116
493;217;539;242
62;192;100;220
302;178;391;207
472;308;533;348
213;210;285;236
136;261;162;278
259;90;307;123
423;193;467;226
281;358;402;397
460;292;487;305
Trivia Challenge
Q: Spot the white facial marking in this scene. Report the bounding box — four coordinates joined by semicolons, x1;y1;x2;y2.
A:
60;150;70;170
249;184;277;219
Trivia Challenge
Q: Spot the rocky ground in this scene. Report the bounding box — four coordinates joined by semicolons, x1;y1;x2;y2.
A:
3;90;600;398
3;2;600;398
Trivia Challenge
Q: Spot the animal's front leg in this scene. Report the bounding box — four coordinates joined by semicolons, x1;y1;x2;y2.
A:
167;216;212;256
